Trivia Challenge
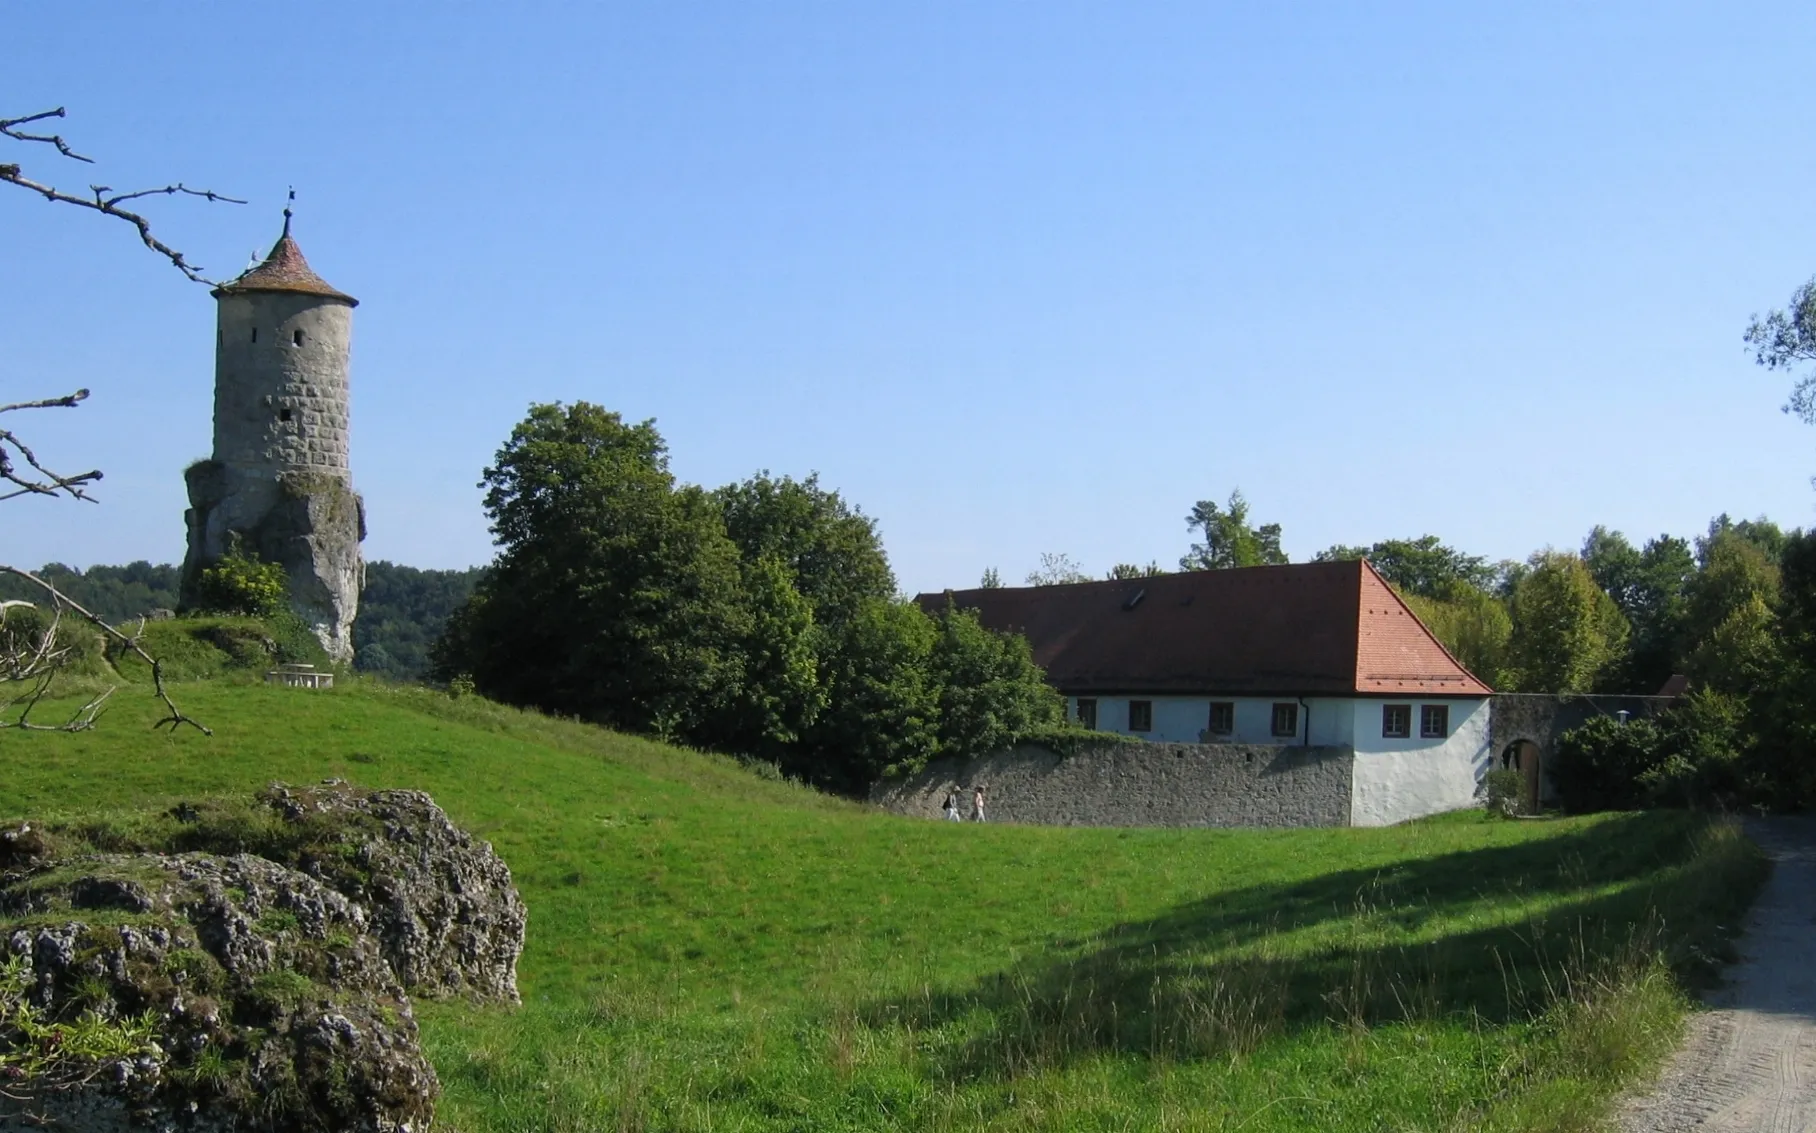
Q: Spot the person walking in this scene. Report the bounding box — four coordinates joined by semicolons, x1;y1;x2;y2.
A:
972;785;987;823
941;790;961;821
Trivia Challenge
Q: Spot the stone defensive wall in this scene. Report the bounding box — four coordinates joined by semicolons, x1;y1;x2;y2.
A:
871;740;1354;828
1488;693;1676;757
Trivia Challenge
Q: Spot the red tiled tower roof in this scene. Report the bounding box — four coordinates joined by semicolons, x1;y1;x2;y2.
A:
212;220;357;305
916;559;1491;697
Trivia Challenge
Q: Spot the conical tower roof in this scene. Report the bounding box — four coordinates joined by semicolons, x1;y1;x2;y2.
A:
213;218;357;305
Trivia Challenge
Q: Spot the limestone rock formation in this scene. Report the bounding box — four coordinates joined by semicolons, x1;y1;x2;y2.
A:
255;783;526;1004
1;853;436;1132
0;784;523;1131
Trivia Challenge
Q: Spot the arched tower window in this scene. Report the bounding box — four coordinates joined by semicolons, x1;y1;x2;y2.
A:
293;329;305;347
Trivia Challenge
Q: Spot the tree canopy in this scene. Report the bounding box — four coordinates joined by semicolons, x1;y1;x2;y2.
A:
1313;535;1492;599
1505;551;1630;693
354;563;487;681
1745;276;1816;426
713;471;895;631
1179;490;1287;571
439;402;750;736
436;401;1063;792
1025;552;1092;586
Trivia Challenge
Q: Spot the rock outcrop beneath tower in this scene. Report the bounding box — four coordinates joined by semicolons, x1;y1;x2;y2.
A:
181;222;363;662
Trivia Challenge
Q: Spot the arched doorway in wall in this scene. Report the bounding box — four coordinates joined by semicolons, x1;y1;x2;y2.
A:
1499;740;1542;813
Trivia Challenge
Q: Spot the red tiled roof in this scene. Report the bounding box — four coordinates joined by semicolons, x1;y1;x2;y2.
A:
213;227;357;305
915;560;1491;697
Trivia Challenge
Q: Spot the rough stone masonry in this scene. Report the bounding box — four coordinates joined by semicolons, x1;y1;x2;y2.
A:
873;740;1356;827
180;217;364;662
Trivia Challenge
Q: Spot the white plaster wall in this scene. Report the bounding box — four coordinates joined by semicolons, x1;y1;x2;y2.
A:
1069;696;1356;746
1347;697;1492;826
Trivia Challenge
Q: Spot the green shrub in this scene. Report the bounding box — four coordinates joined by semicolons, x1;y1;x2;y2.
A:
1020;723;1141;759
4;606;111;672
1555;693;1752;814
1484;768;1526;817
0;602;119;702
193;540;287;619
1640;690;1748;808
1554;717;1667;812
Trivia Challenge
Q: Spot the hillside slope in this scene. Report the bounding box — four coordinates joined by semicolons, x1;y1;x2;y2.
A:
2;680;1767;1132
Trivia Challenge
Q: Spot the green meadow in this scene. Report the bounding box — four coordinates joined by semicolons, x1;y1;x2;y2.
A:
2;678;1766;1132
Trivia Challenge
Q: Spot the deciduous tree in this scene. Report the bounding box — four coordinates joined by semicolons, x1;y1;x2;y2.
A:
1582;527;1695;693
1745;276;1816;426
1505;551;1629;693
798;597;939;789
1313;535;1491;598
928;601;1063;760
1025;552;1091;586
438;403;749;738
1105;562;1166;580
713;472;894;631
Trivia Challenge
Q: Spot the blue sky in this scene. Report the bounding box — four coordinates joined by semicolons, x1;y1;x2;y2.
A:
6;2;1814;594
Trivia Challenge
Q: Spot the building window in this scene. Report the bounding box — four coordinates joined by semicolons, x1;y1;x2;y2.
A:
278;408;293;423
1207;701;1234;736
1128;700;1153;733
293;329;305;347
1421;704;1450;739
1382;704;1411;738
250;327;258;343
1271;702;1298;738
1076;698;1097;730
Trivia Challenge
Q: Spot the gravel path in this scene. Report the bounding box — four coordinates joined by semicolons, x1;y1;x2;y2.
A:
1621;818;1816;1133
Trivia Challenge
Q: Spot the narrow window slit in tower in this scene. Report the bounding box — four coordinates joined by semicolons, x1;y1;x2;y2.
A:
293;329;305;347
250;327;258;343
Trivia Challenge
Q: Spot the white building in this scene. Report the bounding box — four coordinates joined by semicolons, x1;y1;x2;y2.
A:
918;560;1494;826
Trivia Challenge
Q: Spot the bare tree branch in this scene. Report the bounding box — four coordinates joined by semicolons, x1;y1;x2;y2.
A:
2;106;245;285
0;568;210;735
1;105;234;737
0;107;94;163
0;390;102;503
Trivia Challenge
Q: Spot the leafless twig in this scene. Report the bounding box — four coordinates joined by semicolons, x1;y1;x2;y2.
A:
1;105;231;737
0;390;102;503
0;569;209;735
2;107;244;285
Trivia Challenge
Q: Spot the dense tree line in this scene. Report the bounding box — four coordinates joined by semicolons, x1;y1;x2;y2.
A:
1029;485;1816;810
0;559;483;682
0;562;179;624
431;402;1062;793
353;563;486;681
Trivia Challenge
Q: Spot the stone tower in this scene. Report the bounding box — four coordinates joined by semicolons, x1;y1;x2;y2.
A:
181;213;364;662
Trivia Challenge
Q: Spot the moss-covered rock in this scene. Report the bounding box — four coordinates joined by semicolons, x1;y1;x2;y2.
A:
0;784;521;1131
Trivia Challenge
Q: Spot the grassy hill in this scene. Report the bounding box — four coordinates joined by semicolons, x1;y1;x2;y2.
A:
2;677;1767;1132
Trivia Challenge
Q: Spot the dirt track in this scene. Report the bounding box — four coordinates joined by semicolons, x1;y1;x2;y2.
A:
1621;818;1816;1133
